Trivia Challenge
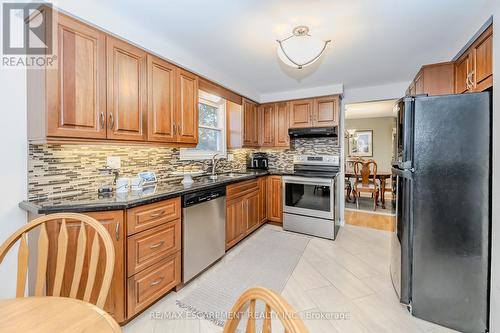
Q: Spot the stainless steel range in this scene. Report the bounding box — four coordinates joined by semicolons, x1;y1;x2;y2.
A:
283;154;340;240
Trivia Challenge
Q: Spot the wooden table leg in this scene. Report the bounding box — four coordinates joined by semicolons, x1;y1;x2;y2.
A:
380;176;386;209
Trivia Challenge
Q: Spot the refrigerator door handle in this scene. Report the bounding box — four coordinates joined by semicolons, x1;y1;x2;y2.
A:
392;167;414;179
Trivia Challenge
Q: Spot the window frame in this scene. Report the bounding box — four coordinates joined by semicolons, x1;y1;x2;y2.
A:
180;92;227;161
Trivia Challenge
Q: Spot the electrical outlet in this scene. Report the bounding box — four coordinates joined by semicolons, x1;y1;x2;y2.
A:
107;156;121;169
227;153;234;161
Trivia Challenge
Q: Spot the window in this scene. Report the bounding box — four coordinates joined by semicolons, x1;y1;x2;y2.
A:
180;91;226;160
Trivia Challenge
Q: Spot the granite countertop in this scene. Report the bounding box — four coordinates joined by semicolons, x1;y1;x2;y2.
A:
20;169;287;214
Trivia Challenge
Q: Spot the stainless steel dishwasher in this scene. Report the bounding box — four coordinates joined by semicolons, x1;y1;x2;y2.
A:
182;186;226;283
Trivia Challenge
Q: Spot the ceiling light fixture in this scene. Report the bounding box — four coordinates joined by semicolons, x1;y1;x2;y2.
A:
276;26;331;69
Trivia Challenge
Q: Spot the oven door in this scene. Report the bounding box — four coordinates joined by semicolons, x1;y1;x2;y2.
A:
282;176;334;220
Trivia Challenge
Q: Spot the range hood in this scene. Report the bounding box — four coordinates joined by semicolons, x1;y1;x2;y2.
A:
288;126;338;138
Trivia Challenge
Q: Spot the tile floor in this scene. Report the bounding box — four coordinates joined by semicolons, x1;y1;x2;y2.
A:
124;224;458;333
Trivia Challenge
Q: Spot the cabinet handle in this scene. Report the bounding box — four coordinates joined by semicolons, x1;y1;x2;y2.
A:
115;222;120;241
173;124;176;135
150;210;166;218
109;113;114;129
469;70;475;89
99;112;105;129
149;241;165;249
150;277;164;286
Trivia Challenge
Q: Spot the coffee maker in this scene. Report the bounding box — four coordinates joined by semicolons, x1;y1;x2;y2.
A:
247;152;269;170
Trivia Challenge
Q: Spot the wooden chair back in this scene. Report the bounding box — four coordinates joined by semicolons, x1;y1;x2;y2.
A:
354;159;377;185
0;213;115;309
223;287;309;333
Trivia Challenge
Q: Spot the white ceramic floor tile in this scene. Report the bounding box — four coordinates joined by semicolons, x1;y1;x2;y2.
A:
122;223;464;333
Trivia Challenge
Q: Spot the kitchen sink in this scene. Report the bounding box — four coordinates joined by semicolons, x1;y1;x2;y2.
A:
221;172;249;178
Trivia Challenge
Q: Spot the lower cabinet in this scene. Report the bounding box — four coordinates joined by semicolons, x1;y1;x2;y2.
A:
45;197;182;325
226;178;267;250
267;176;283;224
46;210;126;323
258;177;268;224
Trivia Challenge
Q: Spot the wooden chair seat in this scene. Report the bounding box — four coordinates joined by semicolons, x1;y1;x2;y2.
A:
0;213;115;309
355;182;377;190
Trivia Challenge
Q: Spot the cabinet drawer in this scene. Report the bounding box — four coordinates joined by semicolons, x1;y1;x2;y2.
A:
127;197;181;235
127;220;181;277
127;252;181;317
227;179;259;200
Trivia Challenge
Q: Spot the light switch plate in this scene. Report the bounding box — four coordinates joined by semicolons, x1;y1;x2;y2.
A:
227;153;234;161
107;156;121;169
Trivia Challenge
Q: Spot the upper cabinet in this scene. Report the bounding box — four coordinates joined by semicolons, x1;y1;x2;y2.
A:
40;13;107;140
289;99;314;128
243;99;259;147
147;55;176;143
405;62;455;97
27;8;205;146
274;102;290;147
289;96;339;128
260;104;276;147
313;95;339;127
176;69;198;144
455;25;493;93
106;37;147;141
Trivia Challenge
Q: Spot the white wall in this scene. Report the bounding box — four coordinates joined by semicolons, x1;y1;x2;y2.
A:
0;9;28;298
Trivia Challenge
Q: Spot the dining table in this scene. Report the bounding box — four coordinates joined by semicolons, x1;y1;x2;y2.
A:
0;296;122;333
344;170;393;209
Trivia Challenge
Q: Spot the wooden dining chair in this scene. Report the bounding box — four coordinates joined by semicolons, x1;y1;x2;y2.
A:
223;287;309;333
353;159;379;211
0;213;115;309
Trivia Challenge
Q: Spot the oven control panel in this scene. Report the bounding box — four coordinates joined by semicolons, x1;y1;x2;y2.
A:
293;155;339;166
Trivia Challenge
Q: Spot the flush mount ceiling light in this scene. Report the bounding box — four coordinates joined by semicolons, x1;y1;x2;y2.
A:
276;26;331;69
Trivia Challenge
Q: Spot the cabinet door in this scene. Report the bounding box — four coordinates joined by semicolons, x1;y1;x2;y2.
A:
275;102;289;147
289;99;313;128
259;177;268;224
243;99;258;147
246;191;260;233
176;69;198;144
408;82;416;96
267;176;283;224
46;211;125;323
106;37;147;141
313;96;339;127
226;198;246;250
472;27;493;91
46;14;106;139
147;55;176;142
455;53;471;94
85;211;125;323
261;104;275;147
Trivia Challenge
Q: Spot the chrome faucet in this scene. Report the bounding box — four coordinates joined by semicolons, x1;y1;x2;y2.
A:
209;153;223;180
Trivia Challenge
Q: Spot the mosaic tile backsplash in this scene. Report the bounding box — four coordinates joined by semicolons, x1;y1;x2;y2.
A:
28;137;339;200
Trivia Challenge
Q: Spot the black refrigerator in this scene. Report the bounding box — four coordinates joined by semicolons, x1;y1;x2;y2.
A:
390;92;491;333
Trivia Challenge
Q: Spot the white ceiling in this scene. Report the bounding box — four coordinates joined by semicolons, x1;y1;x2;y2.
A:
58;0;490;101
345;99;398;119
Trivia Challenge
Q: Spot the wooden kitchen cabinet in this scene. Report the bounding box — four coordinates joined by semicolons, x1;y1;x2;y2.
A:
275;102;290;147
313;95;339;127
267;176;283;224
289;99;314;128
455;25;492;93
226;197;247;250
147;55;176;142
28;11;107;141
259;177;268;224
45;210;126;323
176;69;199;144
106;36;147;141
243;99;259;147
406;62;455;96
260;104;276;147
246;191;260;234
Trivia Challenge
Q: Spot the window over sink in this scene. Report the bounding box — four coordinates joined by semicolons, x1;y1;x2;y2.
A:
180;90;226;160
